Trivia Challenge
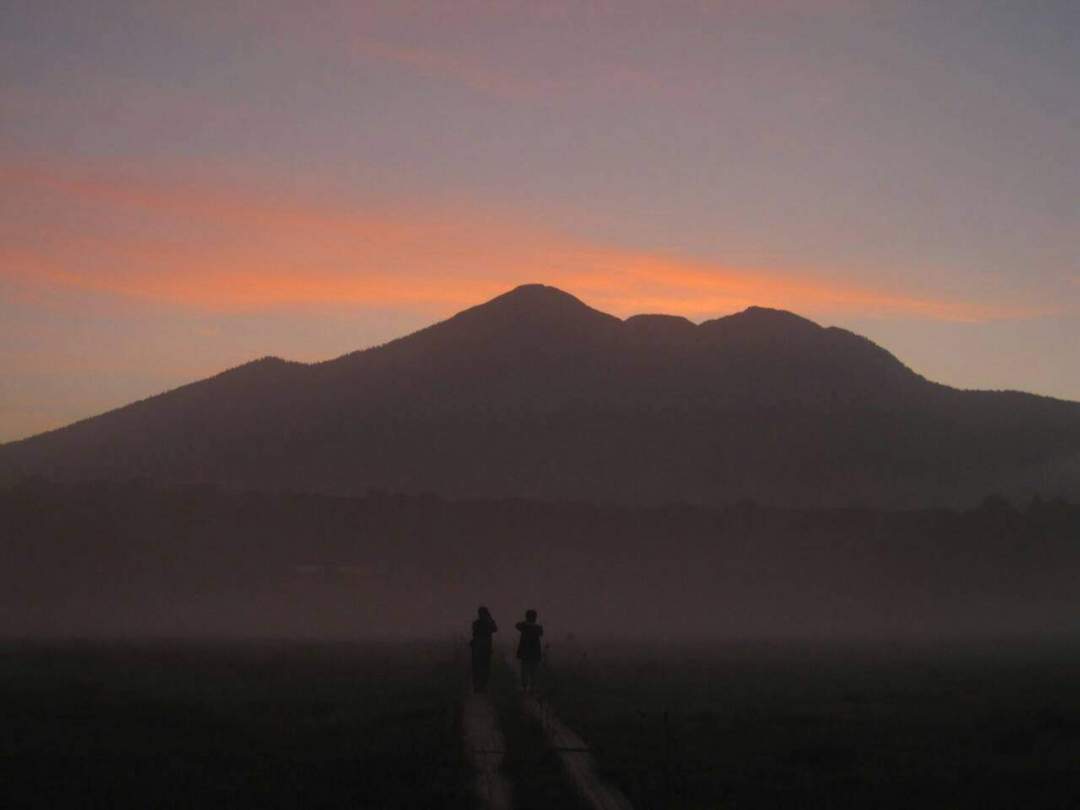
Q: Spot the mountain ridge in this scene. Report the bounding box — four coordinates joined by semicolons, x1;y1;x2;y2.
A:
2;284;1078;507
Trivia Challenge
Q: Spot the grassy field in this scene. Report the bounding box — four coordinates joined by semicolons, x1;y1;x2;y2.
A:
5;638;1080;809
0;640;472;809
542;639;1080;810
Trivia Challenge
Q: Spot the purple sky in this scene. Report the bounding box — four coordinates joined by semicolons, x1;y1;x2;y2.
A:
2;1;1077;441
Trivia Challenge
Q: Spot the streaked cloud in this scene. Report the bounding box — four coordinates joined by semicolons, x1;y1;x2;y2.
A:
1;161;1040;324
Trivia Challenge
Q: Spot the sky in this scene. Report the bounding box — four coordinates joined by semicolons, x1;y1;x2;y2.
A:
1;0;1077;442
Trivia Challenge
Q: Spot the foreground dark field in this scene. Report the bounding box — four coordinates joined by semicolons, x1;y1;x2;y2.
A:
3;640;1080;809
545;640;1080;809
0;641;471;809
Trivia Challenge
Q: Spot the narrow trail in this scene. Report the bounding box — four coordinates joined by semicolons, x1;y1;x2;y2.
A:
462;690;513;810
463;650;633;810
522;694;634;810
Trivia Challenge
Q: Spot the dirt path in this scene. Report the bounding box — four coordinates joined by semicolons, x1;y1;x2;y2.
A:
463;651;632;810
522;695;634;810
462;690;513;810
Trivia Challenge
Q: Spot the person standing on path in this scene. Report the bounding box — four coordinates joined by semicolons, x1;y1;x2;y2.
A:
514;609;544;693
470;606;498;693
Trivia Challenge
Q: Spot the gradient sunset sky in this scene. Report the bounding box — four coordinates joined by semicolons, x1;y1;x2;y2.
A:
2;1;1078;441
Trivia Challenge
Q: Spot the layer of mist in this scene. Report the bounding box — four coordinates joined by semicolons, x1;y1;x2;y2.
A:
4;479;1077;641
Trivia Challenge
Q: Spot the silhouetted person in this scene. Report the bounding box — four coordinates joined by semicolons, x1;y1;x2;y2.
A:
514;609;544;693
470;606;497;693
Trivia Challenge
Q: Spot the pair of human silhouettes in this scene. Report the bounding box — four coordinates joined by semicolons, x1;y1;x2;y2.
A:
470;607;544;693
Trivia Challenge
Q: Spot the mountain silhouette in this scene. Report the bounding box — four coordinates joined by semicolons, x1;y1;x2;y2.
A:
2;284;1078;507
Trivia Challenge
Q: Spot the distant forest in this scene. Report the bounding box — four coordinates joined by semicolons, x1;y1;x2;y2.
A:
2;479;1078;640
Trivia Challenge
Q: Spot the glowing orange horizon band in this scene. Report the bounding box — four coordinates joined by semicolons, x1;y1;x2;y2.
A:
1;162;1038;323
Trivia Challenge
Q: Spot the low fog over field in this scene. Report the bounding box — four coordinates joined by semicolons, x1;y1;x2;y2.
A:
4;480;1077;640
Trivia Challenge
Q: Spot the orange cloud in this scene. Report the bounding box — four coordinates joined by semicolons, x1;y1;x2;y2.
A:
1;161;1033;323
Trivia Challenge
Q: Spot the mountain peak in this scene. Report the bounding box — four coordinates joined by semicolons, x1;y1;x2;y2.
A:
624;313;697;343
700;305;822;339
738;305;820;327
450;283;621;332
484;283;595;312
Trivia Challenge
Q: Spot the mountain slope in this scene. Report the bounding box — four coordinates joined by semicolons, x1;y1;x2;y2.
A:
2;284;1078;507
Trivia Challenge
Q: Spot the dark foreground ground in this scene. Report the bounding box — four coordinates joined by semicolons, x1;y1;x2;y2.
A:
545;639;1080;810
0;640;472;809
2;639;1080;809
